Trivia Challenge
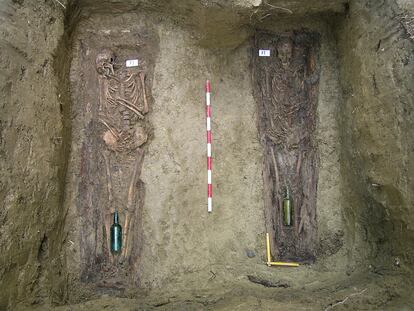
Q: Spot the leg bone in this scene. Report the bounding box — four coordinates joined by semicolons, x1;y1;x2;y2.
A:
102;151;115;261
122;148;145;259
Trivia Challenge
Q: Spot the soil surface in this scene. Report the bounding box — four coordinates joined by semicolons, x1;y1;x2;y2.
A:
62;6;351;304
16;269;414;310
0;0;413;310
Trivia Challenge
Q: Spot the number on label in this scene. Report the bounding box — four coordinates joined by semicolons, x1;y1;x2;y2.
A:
126;59;139;67
259;49;271;57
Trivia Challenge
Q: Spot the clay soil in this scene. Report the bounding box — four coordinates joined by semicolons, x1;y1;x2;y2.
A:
1;0;414;310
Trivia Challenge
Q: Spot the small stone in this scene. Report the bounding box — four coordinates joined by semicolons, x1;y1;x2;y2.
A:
394;257;400;267
245;249;256;258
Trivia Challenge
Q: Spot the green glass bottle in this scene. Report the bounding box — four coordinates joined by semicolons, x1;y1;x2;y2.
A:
110;211;122;254
283;187;293;226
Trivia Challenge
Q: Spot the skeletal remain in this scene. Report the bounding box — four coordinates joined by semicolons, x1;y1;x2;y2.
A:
96;48;150;263
102;151;115;262
134;125;148;147
103;131;118;151
276;37;293;67
296;152;302;175
99;118;119;135
270;148;279;188
116;97;145;119
122;149;145;260
96;49;115;76
139;72;149;114
254;32;319;260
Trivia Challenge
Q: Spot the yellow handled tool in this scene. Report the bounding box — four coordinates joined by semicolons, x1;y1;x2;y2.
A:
266;233;299;267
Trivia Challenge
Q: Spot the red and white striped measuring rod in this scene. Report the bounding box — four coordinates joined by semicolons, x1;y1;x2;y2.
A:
206;80;212;213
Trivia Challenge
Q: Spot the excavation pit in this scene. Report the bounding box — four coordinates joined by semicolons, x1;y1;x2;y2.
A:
0;0;413;310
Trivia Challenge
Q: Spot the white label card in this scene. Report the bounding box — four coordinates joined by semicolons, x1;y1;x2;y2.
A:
126;59;139;67
259;49;271;57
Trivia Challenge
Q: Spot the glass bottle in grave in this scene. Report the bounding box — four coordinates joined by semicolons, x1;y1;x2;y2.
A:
110;211;122;254
283;187;293;226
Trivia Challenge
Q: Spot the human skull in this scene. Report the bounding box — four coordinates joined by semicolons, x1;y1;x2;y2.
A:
277;38;293;67
96;49;115;75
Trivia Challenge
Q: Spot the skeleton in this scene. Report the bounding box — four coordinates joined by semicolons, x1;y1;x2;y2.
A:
276;37;293;68
96;49;149;261
254;32;320;261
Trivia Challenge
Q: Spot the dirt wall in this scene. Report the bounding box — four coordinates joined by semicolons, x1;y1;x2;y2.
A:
0;0;70;308
336;0;414;269
4;0;414;309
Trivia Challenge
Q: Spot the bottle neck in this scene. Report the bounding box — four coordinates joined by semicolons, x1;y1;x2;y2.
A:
113;211;119;224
